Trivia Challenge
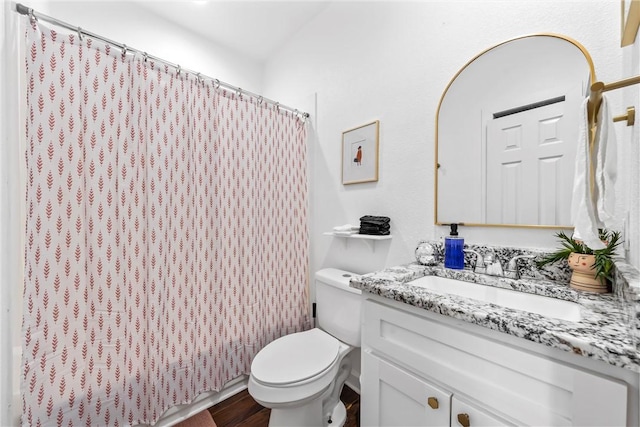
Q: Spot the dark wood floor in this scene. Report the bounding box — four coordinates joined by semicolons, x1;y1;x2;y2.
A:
209;385;360;427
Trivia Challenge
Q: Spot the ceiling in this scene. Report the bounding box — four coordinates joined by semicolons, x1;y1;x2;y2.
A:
134;1;331;62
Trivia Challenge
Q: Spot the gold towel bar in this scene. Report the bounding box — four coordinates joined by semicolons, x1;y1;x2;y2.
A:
588;75;640;126
613;106;636;126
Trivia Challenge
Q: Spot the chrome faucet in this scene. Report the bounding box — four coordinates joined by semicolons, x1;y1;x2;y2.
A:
504;254;536;279
483;250;504;277
463;249;486;273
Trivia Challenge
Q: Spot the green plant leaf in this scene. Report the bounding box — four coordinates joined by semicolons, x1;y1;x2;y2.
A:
536;229;623;282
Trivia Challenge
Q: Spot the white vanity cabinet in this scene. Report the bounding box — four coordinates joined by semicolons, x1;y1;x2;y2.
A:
360;294;637;427
451;396;510;427
362;351;509;426
361;352;451;426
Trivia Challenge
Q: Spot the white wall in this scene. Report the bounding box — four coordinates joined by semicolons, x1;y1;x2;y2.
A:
262;0;633;278
623;16;640;269
1;0;24;424
1;1;10;423
24;0;264;92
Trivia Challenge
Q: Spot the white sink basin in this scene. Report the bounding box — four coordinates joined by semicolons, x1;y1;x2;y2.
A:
408;276;581;322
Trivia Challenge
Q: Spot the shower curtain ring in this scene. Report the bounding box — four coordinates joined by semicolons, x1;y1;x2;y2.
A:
214;79;220;89
77;27;83;41
257;96;263;105
275;102;280;111
28;8;37;24
176;65;181;76
121;44;128;57
195;72;201;84
142;52;148;63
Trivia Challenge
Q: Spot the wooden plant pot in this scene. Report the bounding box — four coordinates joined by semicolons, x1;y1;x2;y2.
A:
568;252;608;293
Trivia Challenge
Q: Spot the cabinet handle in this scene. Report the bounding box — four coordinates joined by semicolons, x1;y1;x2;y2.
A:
427;397;439;409
457;413;470;427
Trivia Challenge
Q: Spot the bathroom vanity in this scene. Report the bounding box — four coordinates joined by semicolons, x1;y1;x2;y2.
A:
359;28;640;426
350;244;640;426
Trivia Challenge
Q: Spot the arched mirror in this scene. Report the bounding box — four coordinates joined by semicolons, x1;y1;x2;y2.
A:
435;34;595;228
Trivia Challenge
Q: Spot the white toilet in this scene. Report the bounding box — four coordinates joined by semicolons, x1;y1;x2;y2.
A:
248;268;362;427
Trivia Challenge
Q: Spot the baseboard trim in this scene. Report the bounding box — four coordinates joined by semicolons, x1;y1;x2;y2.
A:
150;366;359;426
150;375;249;427
345;370;361;395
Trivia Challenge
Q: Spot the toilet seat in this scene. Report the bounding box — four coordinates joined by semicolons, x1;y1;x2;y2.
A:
251;328;340;386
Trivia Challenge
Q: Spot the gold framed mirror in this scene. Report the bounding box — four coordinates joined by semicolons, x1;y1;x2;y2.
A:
435;34;595;228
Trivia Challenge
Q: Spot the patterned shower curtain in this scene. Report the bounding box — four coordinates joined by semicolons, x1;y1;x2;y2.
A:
22;21;310;426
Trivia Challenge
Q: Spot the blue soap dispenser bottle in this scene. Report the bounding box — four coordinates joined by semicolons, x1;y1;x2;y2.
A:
444;223;464;269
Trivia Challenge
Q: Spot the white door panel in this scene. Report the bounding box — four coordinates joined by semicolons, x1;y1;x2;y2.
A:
486;99;576;225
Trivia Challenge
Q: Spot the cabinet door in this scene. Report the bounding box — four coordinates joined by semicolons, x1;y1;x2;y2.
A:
361;351;451;427
451;396;511;427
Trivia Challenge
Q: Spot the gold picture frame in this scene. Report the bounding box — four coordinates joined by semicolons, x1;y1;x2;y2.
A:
621;0;640;46
341;120;379;185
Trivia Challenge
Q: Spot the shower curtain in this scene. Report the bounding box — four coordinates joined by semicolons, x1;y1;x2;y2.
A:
22;21;310;426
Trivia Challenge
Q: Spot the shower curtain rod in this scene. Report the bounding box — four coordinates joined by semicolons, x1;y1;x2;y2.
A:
15;3;310;119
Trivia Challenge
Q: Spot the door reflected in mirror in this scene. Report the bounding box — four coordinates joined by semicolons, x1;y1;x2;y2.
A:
436;34;594;227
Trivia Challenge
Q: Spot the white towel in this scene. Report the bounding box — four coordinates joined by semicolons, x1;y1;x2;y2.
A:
594;96;617;226
571;96;617;249
333;230;357;236
333;224;359;232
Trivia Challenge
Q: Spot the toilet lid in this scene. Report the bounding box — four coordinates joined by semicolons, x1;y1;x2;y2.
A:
251;329;340;385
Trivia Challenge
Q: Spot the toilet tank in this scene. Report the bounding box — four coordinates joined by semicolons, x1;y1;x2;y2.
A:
315;268;362;347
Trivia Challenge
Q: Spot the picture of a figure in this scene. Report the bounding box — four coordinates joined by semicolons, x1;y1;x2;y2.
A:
342;120;379;184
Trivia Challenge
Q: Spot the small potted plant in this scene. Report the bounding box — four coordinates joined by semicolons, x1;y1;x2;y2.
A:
536;229;622;293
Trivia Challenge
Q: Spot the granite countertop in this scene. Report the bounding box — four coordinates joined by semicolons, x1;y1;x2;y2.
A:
350;262;640;372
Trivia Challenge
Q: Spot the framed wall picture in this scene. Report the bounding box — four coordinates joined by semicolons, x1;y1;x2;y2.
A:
342;120;379;185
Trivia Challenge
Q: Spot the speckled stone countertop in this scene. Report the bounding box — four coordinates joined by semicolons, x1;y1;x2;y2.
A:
350;250;640;373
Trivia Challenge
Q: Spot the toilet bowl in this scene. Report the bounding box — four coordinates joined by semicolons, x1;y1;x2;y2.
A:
248;268;362;427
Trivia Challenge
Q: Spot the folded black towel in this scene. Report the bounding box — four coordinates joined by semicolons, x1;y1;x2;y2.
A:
360;215;390;222
359;215;391;235
360;224;390;232
360;215;390;225
359;228;391;236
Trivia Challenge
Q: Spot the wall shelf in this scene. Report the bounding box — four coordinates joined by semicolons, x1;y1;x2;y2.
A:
323;232;392;240
323;232;392;252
